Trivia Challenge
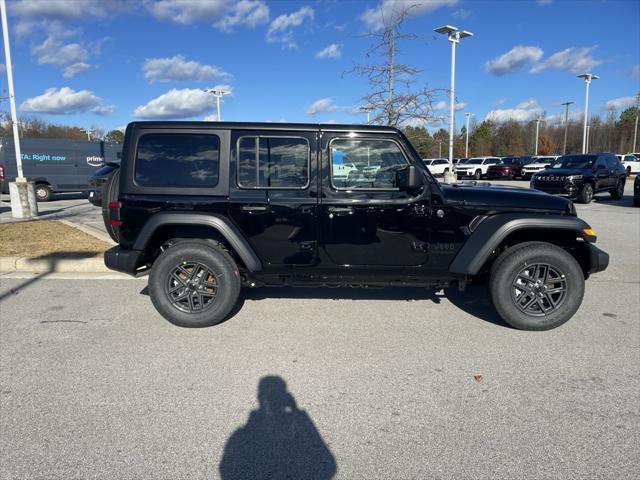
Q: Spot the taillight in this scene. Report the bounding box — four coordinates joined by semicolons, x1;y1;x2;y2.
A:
0;164;4;182
108;201;122;226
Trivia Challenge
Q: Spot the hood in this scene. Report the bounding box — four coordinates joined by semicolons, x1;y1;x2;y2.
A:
536;168;586;176
440;182;571;211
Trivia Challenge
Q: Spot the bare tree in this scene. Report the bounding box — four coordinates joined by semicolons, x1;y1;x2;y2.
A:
345;5;437;127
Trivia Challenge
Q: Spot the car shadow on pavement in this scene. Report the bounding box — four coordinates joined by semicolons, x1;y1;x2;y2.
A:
218;375;337;480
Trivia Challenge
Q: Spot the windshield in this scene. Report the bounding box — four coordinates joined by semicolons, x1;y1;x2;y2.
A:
498;157;518;165
551;155;597;169
465;159;484;165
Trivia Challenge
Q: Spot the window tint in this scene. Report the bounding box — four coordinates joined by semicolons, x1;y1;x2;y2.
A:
331;138;407;189
605;155;618;169
237;137;309;189
135;133;219;187
596;156;607;169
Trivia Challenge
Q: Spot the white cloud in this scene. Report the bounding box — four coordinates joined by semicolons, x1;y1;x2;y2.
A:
31;35;93;78
605;96;638;111
133;88;216;119
92;104;117;116
20;87;105;114
452;8;470;19
142;55;231;83
13;0;126;21
485;46;544;76
147;0;269;30
316;43;342;60
306;98;338;116
360;0;458;30
63;62;91;78
630;64;640;80
434;100;467;111
215;0;270;31
485;99;543;123
267;6;314;49
530;47;602;74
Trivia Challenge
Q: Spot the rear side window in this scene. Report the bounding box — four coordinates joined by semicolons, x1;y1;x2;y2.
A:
237;137;309;189
135;133;220;187
605;155;618;169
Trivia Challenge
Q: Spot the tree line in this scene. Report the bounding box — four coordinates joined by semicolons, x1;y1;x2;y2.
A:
404;106;639;159
0;113;124;143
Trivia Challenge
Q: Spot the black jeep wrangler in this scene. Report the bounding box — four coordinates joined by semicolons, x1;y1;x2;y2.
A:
105;122;609;331
530;153;626;204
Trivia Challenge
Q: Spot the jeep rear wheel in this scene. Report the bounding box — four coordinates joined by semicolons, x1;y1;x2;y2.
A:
610;179;624;199
148;241;241;327
578;183;594;203
489;241;585;331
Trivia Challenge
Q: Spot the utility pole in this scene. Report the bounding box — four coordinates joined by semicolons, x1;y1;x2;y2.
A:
561;101;574;154
204;88;230;121
80;128;96;141
464;112;474;157
359;106;372;125
1;0;37;218
438;140;442;158
577;73;598;154
434;25;473;167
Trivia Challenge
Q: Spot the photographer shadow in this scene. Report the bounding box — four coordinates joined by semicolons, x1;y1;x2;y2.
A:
219;376;337;480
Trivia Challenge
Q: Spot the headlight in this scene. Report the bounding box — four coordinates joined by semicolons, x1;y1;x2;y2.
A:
566;175;583;182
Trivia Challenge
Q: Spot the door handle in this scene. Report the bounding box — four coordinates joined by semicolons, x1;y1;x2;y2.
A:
241;205;270;213
327;206;354;215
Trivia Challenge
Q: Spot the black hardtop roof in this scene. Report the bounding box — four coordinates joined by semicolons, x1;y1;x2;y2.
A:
127;121;401;134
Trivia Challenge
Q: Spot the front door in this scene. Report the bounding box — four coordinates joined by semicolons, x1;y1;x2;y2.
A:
318;133;431;267
228;130;318;267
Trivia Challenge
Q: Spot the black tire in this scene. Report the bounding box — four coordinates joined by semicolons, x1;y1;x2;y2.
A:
634;197;640;207
489;241;585;331
577;183;594;204
35;184;52;202
473;169;482;180
148;241;241;328
626;166;631;177
101;169;120;242
610;179;624;199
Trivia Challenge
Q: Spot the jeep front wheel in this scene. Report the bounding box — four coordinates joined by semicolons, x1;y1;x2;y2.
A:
489;241;585;331
578;183;594;203
148;241;241;327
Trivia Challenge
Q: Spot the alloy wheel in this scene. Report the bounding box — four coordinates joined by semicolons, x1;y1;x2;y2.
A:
511;263;568;316
166;262;218;313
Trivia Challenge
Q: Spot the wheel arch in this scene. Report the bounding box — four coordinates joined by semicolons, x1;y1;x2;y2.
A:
134;213;261;272
449;214;594;276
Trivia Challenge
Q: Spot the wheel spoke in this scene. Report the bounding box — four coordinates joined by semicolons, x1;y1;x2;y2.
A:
511;262;568;317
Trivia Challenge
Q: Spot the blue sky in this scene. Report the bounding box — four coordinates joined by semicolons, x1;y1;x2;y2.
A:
2;0;639;133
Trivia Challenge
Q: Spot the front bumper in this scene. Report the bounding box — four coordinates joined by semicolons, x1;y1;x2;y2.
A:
586;243;609;274
104;246;144;275
530;182;580;198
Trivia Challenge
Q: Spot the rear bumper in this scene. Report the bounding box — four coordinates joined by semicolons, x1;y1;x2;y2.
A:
586;243;609;274
104;246;143;275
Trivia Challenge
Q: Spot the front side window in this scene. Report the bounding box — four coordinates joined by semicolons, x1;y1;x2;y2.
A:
330;138;407;189
237;137;309;189
605;155;618;169
135;133;219;187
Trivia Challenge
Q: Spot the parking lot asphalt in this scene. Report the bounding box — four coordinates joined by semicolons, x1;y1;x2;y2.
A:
1;181;639;479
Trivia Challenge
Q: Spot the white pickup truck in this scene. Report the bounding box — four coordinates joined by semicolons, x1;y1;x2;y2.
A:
455;156;501;180
617;154;640;175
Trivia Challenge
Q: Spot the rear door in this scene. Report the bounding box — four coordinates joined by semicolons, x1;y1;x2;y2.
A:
228;130;318;267
595;155;612;189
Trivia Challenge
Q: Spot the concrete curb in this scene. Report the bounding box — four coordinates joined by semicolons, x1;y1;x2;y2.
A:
58;219;117;245
0;255;110;273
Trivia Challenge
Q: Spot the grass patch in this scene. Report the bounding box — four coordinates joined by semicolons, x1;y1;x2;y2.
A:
0;220;111;258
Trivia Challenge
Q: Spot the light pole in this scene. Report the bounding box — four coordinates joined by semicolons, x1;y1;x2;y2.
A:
1;0;37;218
464;112;474;157
577;73;599;154
586;125;590;153
561;101;574;154
359;106;372;124
434;25;473;166
204;88;230;121
80;128;96;141
534;118;542;156
633;94;639;152
438;140;443;158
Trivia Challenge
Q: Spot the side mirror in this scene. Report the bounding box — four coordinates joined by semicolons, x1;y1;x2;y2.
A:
397;165;423;190
544;164;551;169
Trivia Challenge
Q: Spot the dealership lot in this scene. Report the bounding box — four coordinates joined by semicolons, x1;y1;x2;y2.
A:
0;181;638;479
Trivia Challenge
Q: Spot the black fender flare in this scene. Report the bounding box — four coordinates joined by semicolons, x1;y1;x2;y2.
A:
449;213;592;275
133;212;262;272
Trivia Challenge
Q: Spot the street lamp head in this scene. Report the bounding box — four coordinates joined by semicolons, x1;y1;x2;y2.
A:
465;112;474;118
204;88;230;97
459;30;473;38
577;73;599;82
434;25;457;35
